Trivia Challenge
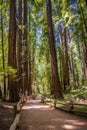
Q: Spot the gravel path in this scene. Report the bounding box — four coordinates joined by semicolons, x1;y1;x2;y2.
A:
18;100;87;130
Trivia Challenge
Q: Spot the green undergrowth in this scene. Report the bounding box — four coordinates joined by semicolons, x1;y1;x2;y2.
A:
45;86;87;117
62;86;87;102
56;86;87;117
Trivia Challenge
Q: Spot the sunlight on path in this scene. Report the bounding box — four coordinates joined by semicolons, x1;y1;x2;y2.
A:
23;105;51;110
22;100;53;110
19;99;87;130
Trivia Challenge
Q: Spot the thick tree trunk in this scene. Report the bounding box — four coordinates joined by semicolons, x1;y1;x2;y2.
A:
23;0;28;95
58;24;70;91
8;0;19;102
58;24;65;90
78;0;87;79
17;0;23;93
46;0;63;98
82;30;87;78
1;0;6;99
63;28;70;90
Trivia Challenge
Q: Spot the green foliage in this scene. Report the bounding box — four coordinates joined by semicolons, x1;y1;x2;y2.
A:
0;0;87;99
64;86;87;102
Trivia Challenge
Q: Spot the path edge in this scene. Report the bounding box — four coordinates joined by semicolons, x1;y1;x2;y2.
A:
9;113;20;130
9;99;27;130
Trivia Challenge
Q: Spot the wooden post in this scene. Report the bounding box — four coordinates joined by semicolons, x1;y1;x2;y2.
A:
14;104;17;118
69;101;74;111
54;98;57;108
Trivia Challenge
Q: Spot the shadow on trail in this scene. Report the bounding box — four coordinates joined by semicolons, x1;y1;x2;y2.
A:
19;99;87;130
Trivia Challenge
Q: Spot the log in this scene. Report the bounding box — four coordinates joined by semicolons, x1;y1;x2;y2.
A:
13;101;22;117
17;101;22;112
9;114;20;130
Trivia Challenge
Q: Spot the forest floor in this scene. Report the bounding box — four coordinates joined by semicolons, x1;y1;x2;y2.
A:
0;101;14;130
18;99;87;130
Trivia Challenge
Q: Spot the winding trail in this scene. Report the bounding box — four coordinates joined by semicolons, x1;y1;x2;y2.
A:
19;99;87;130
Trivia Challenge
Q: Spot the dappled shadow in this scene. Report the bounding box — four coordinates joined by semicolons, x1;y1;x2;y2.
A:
19;99;87;130
1;101;15;109
0;103;14;130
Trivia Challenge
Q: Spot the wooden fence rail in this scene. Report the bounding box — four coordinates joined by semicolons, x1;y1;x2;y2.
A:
45;98;87;117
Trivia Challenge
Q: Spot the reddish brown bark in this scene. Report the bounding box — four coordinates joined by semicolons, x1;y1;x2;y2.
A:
17;0;23;93
23;0;28;95
8;0;19;102
46;0;63;98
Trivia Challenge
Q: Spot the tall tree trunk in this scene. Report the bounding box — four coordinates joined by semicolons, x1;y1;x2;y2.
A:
23;0;28;95
8;0;19;102
82;29;87;78
28;46;32;95
58;24;70;91
58;45;63;88
1;0;6;99
58;24;65;90
17;0;23;94
63;28;70;90
58;25;66;90
31;48;35;94
70;51;76;84
78;0;87;77
28;2;32;95
46;0;63;98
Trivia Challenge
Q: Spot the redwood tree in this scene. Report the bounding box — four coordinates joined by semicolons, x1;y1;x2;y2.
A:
17;0;23;93
28;1;32;95
46;0;63;98
22;0;28;95
8;0;19;102
1;0;6;99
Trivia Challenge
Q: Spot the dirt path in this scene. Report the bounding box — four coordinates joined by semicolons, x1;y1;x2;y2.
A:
0;102;14;130
18;100;87;130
